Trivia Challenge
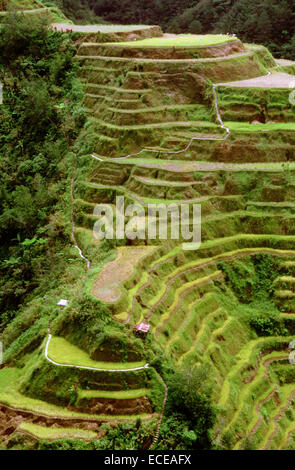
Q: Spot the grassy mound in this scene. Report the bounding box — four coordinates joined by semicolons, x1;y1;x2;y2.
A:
110;34;238;47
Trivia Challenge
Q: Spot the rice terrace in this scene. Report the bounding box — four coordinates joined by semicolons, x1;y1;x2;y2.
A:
0;0;295;453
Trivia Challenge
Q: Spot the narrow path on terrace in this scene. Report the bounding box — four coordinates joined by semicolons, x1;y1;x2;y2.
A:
78;50;253;64
91;82;230;163
51;23;156;33
45;334;149;372
217;71;295;88
148;373;168;450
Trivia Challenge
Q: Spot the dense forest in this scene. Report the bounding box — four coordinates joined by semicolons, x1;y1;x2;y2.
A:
0;12;86;331
50;0;295;59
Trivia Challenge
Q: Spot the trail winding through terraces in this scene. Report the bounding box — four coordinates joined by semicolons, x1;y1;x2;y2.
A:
91;83;231;164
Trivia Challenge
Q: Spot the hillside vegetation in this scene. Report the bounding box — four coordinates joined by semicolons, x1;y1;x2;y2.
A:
1;3;295;452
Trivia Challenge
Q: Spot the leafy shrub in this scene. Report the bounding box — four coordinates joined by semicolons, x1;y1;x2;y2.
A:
161;365;216;449
249;310;287;336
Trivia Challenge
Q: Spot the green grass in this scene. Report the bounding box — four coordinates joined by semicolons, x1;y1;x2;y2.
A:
114;246;295;319
153;271;221;329
47;336;146;370
98;156;295;172
233;384;278;449
278;418;295;449
18;422;97;441
218;338;287;407
225;122;295;132
164;293;217;353
221;349;289;438
0;368;152;421
83;82;152;94
91;117;218;131
257;383;295;449
78;388;149;400
178;307;226;365
107;35;238;48
146;234;295;273
106;104;203;115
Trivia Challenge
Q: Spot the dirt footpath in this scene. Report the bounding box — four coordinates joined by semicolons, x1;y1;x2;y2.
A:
217;72;295;88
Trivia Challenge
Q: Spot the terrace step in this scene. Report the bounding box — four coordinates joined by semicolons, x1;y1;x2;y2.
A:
280;260;295;277
131;244;295;311
78;388;149;400
84;93;114;107
233;385;279;450
90;116;218;131
163;131;222;145
102;104;210;125
274;273;295;313
83;82;152;97
75;388;152;416
47;335;147;370
219;347;289;445
217;79;295;122
278;417;295;449
178;308;228;366
247;201;295;214
164;293;219;355
75;50;253;66
217;71;295;89
75;50;267;83
132;175;203;187
88;117;221;150
84;93;143;109
17;422;98;442
82;179;244;208
125;174;212;200
80;65;122;83
258;384;295;450
0;368;154;425
149;271;223;332
274;276;295;290
78;38;244;60
74;207;295;242
94;157;295;173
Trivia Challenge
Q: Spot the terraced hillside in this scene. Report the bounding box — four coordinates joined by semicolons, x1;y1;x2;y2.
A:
0;0;68;23
2;23;295;450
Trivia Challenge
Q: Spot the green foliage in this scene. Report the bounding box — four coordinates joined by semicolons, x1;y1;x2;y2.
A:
273;364;295;385
218;254;280;303
32;420;154;450
218;259;256;303
0;12;86;324
40;0;105;24
161;365;216;449
249;310;287;336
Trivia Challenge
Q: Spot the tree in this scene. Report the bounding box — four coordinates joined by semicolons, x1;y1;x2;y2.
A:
164;365;216;449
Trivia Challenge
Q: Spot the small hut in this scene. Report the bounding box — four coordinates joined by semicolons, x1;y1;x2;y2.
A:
57;299;69;310
134;322;150;337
